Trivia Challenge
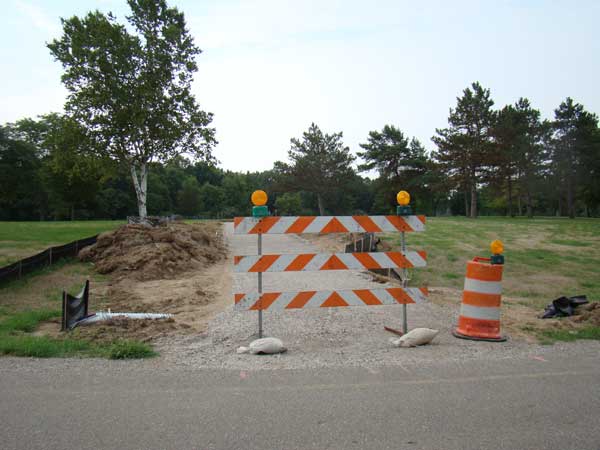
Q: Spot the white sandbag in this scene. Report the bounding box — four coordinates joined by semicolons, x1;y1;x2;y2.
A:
390;328;439;348
237;337;287;355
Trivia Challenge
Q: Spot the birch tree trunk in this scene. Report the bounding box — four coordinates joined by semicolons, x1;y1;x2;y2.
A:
130;162;148;219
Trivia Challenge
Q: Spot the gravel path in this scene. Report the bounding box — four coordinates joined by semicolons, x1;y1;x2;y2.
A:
153;223;600;370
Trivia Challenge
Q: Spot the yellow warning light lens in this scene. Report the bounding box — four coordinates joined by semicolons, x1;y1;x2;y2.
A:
396;190;410;206
490;240;504;255
251;190;268;206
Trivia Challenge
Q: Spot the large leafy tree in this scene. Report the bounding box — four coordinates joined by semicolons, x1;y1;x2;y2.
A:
275;123;356;215
0;127;45;220
48;0;216;219
433;82;495;218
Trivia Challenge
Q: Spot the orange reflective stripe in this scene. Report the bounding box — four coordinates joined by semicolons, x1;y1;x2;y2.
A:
386;288;414;304
285;254;314;271
354;289;383;305
249;292;281;310
320;255;348;270
353;252;382;269
234;255;243;265
320;292;349;307
286;216;315;234
456;316;500;339
234;293;245;304
385;252;410;268
285;291;316;309
249;216;280;234
352;215;382;232
462;291;501;307
466;261;503;282
234;217;243;228
248;254;280;272
385;216;410;231
320;217;349;233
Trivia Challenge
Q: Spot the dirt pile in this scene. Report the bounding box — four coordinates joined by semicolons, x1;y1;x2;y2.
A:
73;317;183;343
79;222;226;281
569;302;600;327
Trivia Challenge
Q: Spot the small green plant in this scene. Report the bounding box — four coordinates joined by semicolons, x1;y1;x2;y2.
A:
107;340;157;359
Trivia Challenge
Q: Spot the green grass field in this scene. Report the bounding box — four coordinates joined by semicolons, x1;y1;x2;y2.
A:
383;216;600;308
0;221;124;266
0;216;598;351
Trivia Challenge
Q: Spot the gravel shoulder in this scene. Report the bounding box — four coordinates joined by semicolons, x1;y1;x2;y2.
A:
154;223;600;370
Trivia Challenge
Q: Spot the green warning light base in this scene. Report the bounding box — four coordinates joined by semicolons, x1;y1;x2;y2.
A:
491;254;505;265
396;205;412;216
252;205;269;218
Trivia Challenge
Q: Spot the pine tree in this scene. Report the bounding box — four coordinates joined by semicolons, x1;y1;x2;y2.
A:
432;82;495;218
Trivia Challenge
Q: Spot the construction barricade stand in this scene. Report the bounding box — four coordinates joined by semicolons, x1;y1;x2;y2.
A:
233;190;427;338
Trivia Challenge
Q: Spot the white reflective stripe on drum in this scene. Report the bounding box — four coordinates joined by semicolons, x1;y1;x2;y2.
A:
464;278;502;295
459;304;500;321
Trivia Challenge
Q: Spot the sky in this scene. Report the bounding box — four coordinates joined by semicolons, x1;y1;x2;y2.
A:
1;0;599;173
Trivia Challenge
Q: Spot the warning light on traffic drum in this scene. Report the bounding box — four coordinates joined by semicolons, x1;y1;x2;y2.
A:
490;240;504;265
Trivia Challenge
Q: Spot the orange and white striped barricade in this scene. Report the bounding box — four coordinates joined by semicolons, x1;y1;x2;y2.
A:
234;192;427;338
453;256;506;342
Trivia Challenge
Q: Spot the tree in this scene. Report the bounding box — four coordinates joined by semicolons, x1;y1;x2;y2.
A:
199;183;226;216
177;176;202;216
491;99;547;217
433;82;495;218
358;125;429;212
274;192;303;215
275;123;356;215
551;98;599;218
0;127;45;220
48;0;216;219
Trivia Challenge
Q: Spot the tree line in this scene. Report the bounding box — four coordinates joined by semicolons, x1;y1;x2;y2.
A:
1;0;599;220
2;82;599;221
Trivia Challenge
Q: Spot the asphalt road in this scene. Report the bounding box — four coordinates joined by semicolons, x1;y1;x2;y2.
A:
1;350;599;450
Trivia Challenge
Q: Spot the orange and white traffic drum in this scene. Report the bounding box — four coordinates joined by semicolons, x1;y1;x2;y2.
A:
453;257;506;341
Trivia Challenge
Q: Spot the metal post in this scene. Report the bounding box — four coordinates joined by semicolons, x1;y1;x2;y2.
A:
49;248;53;266
258;233;263;338
401;231;408;333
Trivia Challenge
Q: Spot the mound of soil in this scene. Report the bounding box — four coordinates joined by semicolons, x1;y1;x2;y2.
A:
569;302;600;327
72;317;184;343
79;222;226;281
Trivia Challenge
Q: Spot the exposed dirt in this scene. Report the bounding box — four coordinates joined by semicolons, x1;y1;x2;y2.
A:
72;317;182;343
79;222;226;281
46;222;233;342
